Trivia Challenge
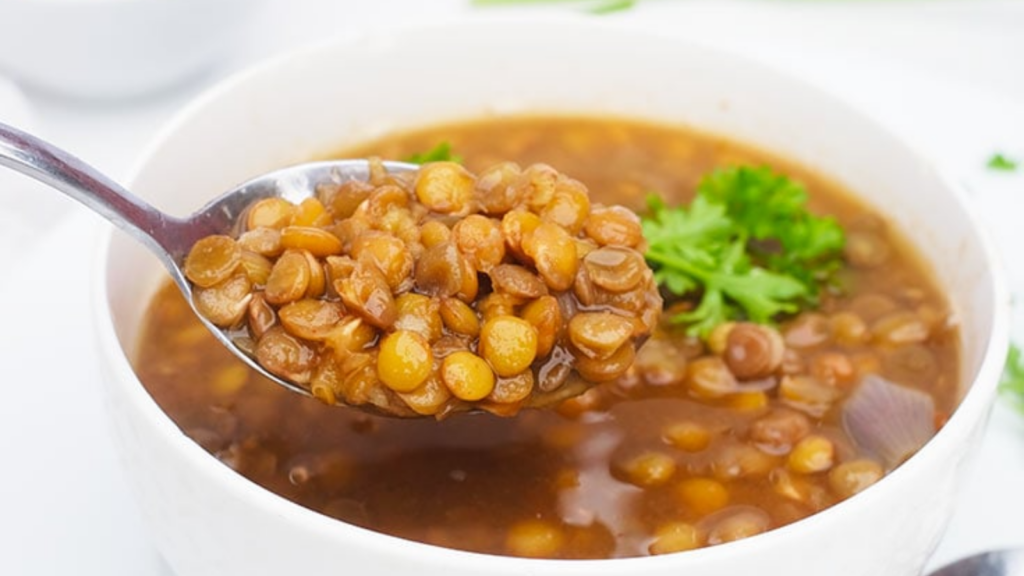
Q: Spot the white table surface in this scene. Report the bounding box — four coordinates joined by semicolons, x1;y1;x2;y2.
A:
0;1;1023;574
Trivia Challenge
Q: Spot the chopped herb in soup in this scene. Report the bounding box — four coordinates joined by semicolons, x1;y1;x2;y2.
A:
134;116;959;559
641;165;845;338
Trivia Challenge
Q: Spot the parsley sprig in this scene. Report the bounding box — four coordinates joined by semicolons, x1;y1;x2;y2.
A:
470;0;636;14
988;153;1019;172
1000;342;1024;414
641;166;845;338
405;142;462;165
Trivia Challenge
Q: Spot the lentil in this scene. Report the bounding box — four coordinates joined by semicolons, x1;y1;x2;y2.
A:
377;330;433;393
618;451;678;487
648;522;701;555
677;477;730;516
441;351;496;401
829;459;885;498
184;235;242;288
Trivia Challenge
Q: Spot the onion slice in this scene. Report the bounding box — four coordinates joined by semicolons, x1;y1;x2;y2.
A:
841;375;936;470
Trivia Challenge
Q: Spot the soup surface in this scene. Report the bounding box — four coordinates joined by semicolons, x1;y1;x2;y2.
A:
134;116;959;559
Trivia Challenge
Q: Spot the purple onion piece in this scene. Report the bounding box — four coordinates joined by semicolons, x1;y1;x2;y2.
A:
841;374;936;470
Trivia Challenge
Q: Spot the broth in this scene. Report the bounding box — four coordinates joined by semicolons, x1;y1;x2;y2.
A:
134;116;958;558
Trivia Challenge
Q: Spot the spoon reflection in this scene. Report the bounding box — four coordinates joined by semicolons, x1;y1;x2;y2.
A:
929;548;1024;576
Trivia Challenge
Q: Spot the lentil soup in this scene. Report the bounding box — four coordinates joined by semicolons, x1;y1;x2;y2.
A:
134;116;959;559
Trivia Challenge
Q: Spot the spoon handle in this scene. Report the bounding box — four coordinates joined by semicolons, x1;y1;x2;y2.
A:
0;122;184;267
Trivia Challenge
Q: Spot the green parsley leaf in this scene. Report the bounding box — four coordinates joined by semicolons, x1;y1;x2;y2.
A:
988;153;1019;172
471;0;584;5
641;194;732;250
470;0;637;13
405;142;462;165
641;165;845;338
588;0;636;14
1000;342;1024;414
698;166;845;299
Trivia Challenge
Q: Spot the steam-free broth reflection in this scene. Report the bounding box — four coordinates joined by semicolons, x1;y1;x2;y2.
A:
134;116;959;558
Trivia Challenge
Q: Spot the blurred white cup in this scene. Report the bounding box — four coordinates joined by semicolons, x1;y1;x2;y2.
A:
0;0;264;100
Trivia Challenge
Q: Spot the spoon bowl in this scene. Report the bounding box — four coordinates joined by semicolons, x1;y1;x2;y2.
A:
0;121;417;401
929;549;1024;576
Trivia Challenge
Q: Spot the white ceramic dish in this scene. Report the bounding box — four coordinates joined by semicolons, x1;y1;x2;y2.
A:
0;0;261;99
94;18;1009;576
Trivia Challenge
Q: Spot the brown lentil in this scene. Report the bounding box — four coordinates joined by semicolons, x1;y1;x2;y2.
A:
414;161;475;214
441;351;496;401
479;315;539;378
648;522;701;555
246;197;295;230
584;205;643;248
618;451;678;487
264;250;311;306
377;330;433;393
787;435;836;474
193;273;252;327
749;409;811;455
677;477;730;516
521;221;579;291
438;297;480;338
505;520;564;558
663;420;712;452
828;459;885;498
568;312;634;360
722;322;785;380
278;300;345;341
184;235;242;288
704;508;770;545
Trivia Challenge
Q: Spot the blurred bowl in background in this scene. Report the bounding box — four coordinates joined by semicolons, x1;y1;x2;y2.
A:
0;0;264;100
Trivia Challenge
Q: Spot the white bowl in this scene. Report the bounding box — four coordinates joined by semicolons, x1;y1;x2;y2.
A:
0;0;261;100
94;17;1010;576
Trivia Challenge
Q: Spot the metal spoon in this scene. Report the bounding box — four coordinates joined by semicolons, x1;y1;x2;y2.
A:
0;121;417;401
928;549;1024;576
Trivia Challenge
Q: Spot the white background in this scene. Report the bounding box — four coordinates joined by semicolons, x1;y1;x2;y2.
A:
0;1;1022;574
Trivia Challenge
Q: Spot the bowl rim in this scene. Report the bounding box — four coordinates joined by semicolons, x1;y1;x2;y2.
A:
92;14;1012;571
